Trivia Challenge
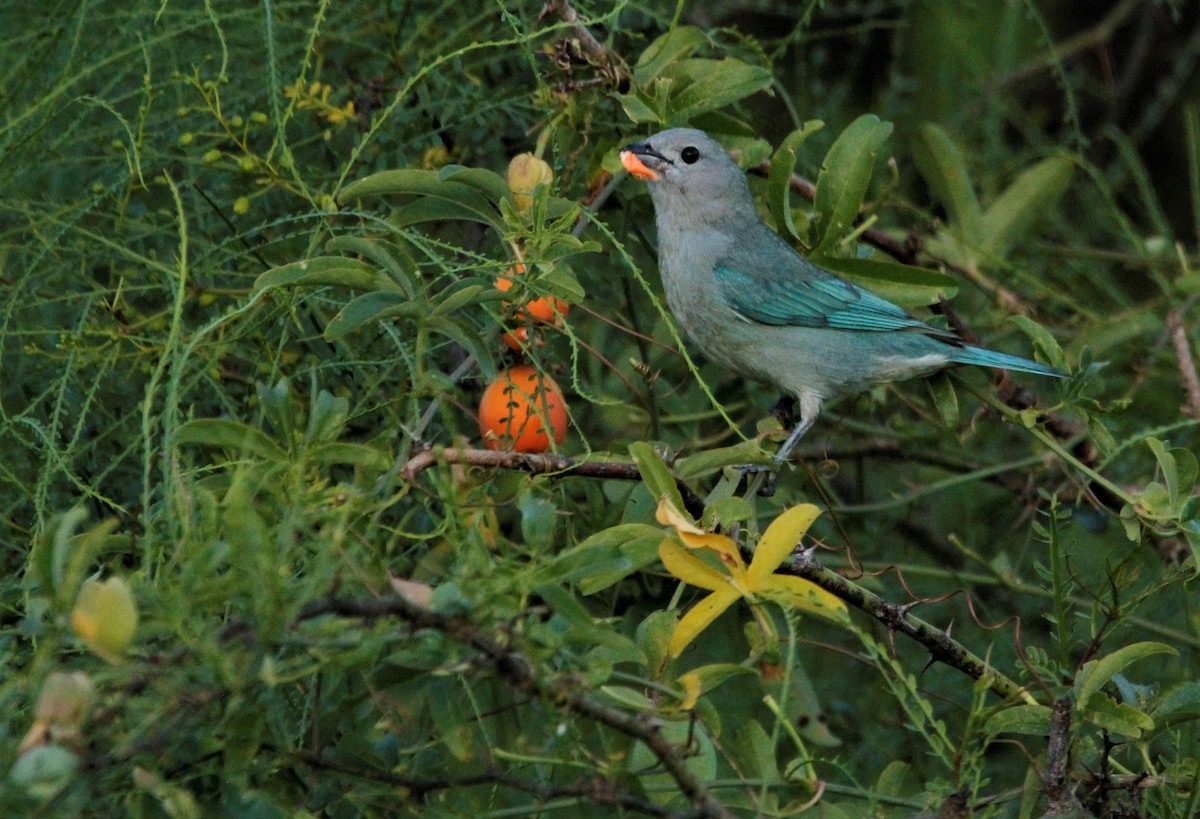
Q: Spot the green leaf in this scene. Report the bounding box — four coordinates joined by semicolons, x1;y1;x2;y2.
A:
700;496;754;531
391;196;501;230
669;58;773;125
1151;681;1200;725
680;663;756;698
337;169;502;229
304;390;349;445
634;26;709;83
323;291;424;342
730;718;778;781
551;523;665;594
256;379;293;443
815;256;959;307
910;123;982;239
978;155;1074;257
26;508;122;610
426;316;497;381
27;505;87;598
324;236;418;296
636;609;678;671
675;440;773;480
253;257;403;294
617;91;662;125
926;371;959;428
628;441;686;513
306;443;390;471
432;281;504;316
874;762;915;797
173;419;286;461
1008;315;1068;371
1080;692;1155;738
813;114;894;254
1075;641;1178;708
767;121;824;243
437;165;510;203
1147;437;1198;514
532;261;587;303
983;703;1053;737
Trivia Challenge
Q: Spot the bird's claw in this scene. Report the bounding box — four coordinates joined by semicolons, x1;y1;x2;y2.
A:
735;463;779;497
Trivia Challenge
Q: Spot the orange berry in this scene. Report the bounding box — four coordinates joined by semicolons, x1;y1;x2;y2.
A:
619;150;660;181
495;263;570;325
501;325;543;352
478;366;568;453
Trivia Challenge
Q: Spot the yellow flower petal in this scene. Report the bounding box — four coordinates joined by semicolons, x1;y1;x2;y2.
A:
659;540;728;592
656;496;705;534
679;530;745;569
668;588;740;657
657;497;746;567
749;503;821;583
759;575;849;623
677;672;702;710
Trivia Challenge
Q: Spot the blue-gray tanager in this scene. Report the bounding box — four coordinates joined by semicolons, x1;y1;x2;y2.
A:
619;128;1063;463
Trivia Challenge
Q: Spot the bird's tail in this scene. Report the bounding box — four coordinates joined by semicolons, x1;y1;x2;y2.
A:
950;345;1065;378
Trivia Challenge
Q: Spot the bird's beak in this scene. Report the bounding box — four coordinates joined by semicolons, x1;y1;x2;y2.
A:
619;142;670;182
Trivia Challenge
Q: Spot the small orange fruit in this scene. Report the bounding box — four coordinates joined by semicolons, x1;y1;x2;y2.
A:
478;366;568;453
496;263;570;325
501;325;543;353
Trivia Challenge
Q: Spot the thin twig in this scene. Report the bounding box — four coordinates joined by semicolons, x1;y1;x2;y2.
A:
298;595;733;819
780;548;1036;704
402;445;708;519
292;753;677;817
539;0;631;87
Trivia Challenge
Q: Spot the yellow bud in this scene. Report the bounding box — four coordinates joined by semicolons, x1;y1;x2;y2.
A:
506;152;553;213
71;577;138;661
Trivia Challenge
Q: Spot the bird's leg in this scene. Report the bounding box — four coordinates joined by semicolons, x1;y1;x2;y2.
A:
773;414;815;466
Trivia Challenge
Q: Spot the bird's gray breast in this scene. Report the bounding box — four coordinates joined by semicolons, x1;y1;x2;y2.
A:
656;227;761;373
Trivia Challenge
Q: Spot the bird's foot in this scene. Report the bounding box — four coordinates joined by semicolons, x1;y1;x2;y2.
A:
735;463;779;498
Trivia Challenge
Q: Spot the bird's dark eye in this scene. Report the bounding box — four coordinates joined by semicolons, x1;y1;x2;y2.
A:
680;146;700;164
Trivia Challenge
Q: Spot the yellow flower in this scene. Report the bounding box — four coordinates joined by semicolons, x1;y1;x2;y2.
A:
657;499;848;657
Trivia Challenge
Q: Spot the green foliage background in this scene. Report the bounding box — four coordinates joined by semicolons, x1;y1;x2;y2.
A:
2;1;1199;816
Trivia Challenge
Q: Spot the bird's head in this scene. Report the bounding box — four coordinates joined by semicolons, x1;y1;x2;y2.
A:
619;128;755;224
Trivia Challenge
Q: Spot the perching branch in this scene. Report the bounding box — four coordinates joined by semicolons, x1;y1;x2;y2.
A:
403;444;708;519
778;547;1036;704
298;595;733;819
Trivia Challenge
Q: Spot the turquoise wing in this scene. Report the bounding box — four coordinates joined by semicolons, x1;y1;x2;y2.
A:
714;259;959;341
